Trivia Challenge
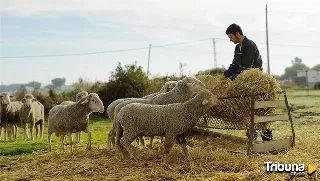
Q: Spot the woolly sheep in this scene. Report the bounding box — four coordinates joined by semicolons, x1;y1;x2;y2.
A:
60;91;89;142
116;89;218;160
106;80;178;150
0;92;23;141
19;94;45;141
110;77;206;149
48;93;104;152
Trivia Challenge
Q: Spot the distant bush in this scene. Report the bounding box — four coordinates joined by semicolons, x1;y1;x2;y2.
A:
313;82;320;89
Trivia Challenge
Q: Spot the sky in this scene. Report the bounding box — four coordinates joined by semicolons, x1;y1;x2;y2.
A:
1;0;320;86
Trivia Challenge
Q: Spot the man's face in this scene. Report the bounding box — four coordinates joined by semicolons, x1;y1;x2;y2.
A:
227;33;239;44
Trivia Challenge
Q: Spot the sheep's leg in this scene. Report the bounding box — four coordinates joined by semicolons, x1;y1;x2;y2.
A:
13;125;18;140
64;136;68;145
30;122;35;141
48;133;52;152
68;132;74;153
40;119;44;139
0;126;2;141
60;134;66;152
115;123;130;159
7;124;12;141
106;130;114;151
120;132;140;160
177;135;189;158
148;136;154;148
163;134;176;155
23;122;28;141
4;123;7;141
83;127;92;150
35;124;39;139
76;132;81;143
139;136;145;146
106;125;116;150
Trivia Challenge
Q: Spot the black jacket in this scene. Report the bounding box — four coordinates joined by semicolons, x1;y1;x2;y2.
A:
224;37;262;80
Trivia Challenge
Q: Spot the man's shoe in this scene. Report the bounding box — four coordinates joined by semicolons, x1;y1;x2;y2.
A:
261;129;273;141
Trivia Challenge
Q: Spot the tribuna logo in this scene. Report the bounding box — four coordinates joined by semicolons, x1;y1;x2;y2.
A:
264;162;305;173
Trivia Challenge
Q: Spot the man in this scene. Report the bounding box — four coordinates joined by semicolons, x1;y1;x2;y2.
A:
224;23;263;80
224;24;273;141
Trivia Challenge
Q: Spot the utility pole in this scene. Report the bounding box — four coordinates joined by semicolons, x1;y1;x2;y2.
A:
213;38;217;68
147;44;151;77
266;4;270;74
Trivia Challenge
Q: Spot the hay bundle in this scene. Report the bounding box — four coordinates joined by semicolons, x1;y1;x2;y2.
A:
228;68;281;100
196;74;232;98
204;69;282;129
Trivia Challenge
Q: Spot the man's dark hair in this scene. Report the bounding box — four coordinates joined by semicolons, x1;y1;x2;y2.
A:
226;24;243;35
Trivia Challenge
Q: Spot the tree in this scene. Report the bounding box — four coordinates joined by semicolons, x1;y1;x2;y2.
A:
311;64;320;71
26;81;42;89
196;67;226;76
99;62;149;112
110;62;149;97
51;77;66;88
291;57;302;64
281;57;309;80
73;78;91;91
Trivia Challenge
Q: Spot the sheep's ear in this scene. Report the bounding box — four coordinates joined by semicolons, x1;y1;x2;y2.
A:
202;99;209;105
81;98;89;105
186;82;192;86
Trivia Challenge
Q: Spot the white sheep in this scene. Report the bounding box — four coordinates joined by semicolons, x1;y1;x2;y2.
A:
106;80;178;150
110;77;206;150
19;94;45;141
115;89;218;160
60;91;89;143
0;92;23;141
48;93;104;152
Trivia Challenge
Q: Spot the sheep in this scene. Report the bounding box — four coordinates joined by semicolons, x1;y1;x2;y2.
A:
141;81;177;99
0;92;23;141
107;81;178;122
110;77;206;149
60;91;89;143
48;93;104;152
106;80;178;150
19;94;45;141
115;89;218;160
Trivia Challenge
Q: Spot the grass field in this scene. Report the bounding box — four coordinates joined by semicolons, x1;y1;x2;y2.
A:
0;90;319;180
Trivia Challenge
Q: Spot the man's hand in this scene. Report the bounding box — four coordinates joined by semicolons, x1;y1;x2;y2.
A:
223;64;237;78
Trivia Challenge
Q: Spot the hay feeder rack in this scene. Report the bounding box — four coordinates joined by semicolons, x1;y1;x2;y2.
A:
196;90;295;155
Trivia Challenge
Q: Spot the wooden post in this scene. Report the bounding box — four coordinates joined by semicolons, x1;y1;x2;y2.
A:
247;93;256;155
283;91;295;147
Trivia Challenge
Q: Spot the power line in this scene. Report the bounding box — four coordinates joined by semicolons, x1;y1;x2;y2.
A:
0;47;150;59
0;38;212;59
215;38;320;48
156;46;213;54
1;37;320;59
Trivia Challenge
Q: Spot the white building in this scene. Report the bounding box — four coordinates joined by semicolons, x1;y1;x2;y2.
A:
297;70;320;85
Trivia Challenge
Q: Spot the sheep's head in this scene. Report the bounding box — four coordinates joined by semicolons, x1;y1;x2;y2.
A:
182;76;206;88
80;93;104;113
159;81;178;93
21;94;37;108
177;77;207;97
76;91;89;102
0;92;13;105
196;89;219;108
